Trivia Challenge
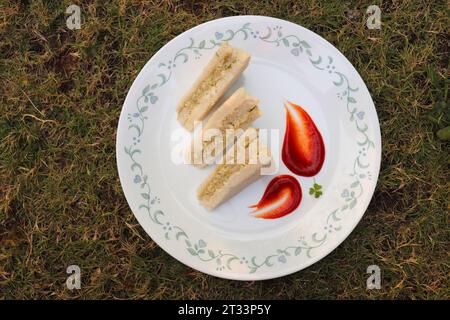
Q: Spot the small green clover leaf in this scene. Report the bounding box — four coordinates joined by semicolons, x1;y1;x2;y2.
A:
309;183;323;198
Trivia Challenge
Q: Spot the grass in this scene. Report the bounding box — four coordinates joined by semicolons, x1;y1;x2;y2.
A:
0;0;448;299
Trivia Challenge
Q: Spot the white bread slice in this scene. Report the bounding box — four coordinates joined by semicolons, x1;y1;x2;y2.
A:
186;87;261;167
197;128;272;210
176;42;251;131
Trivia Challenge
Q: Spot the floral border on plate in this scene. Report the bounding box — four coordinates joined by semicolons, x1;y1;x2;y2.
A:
123;22;375;274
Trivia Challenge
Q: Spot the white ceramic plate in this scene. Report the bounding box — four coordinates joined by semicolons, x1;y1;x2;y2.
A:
116;16;381;280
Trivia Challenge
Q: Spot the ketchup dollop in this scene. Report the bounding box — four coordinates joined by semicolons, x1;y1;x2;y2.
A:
282;101;325;177
250;175;302;219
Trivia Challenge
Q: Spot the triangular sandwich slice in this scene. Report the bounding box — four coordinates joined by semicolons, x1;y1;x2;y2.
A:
197;128;272;210
186;87;261;167
176;42;251;131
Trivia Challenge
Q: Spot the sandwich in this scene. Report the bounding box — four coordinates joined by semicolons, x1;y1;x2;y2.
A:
176;42;251;131
197;128;272;210
186;87;261;167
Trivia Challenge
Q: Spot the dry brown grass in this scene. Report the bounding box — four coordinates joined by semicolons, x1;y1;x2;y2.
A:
0;0;448;299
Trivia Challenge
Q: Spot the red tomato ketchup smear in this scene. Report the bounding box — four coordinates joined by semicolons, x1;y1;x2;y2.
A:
282;101;325;177
250;175;302;219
